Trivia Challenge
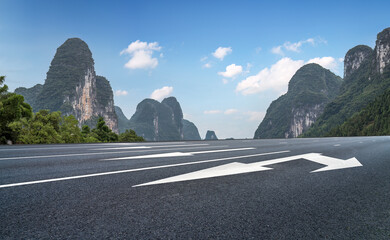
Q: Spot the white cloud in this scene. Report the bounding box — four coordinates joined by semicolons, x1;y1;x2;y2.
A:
283;38;315;52
121;40;162;69
236;56;342;96
203;62;212;68
245;111;266;122
272;38;318;55
218;64;243;78
222;79;229;84
115;90;128;96
307;57;339;73
271;46;284;55
213;47;232;60
224;109;238;115
236;57;304;95
204;110;222;114
150;86;173;101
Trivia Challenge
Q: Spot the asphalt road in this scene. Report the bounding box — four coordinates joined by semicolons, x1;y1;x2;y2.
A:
1;136;390;239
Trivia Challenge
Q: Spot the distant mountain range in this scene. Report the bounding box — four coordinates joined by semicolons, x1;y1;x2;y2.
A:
115;97;201;141
255;27;390;138
14;27;390;141
15;38;202;140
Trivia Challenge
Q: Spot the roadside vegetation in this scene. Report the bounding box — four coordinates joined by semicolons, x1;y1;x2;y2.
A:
0;76;144;144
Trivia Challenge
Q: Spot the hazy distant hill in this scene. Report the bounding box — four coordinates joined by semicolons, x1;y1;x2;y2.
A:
116;97;201;141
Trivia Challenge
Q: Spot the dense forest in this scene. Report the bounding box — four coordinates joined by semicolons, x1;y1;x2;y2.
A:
327;89;390;136
0;76;144;144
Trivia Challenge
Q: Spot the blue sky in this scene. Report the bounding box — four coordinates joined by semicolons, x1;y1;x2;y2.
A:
1;0;389;139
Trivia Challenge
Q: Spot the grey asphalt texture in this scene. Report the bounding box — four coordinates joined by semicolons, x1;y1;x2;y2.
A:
1;136;390;239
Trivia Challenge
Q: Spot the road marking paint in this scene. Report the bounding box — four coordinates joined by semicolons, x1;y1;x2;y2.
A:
102;148;255;161
134;153;363;187
92;143;208;150
334;144;341;147
0;143;139;152
0;150;290;188
0;145;224;161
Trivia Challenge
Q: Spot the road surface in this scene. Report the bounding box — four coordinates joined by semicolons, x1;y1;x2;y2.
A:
1;136;390;239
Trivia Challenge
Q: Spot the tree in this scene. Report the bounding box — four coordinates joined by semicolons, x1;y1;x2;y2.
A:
119;129;144;142
0;76;33;144
81;124;100;143
92;117;118;142
9;110;63;144
60;115;83;143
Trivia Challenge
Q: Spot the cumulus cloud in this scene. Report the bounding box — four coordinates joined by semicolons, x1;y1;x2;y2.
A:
236;56;342;95
204;110;222;114
245;111;266;122
307;57;339;73
224;109;238;115
236;57;305;95
115;90;128;96
213;47;232;60
121;40;162;69
272;38;317;55
218;64;243;78
150;86;173;101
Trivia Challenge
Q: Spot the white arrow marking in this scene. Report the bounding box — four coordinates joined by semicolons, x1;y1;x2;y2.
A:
133;153;362;187
103;147;255;161
0;150;287;188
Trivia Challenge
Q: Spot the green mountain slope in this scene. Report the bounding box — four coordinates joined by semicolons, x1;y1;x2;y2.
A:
327;89;390;136
303;27;390;137
254;63;342;139
14;38;118;131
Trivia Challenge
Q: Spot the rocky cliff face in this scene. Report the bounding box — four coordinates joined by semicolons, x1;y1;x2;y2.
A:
254;63;342;139
288;104;323;138
205;130;218;140
304;27;390;137
127;97;199;141
15;38;118;132
375;27;390;74
344;45;373;78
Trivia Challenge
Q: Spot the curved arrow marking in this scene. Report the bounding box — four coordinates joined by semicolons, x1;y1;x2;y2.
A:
133;153;363;187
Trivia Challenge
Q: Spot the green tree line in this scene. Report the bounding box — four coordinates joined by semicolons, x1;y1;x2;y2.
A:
0;76;144;144
326;88;390;136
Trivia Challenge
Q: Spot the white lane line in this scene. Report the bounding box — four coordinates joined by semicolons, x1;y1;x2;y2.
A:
0;142;191;152
93;143;208;150
333;144;341;147
0;150;290;188
102;148;255;161
0;145;224;161
0;143;139;152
